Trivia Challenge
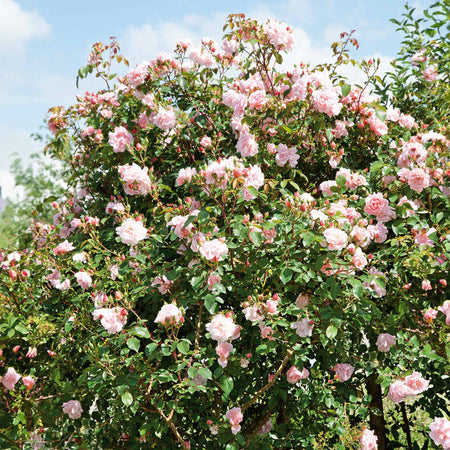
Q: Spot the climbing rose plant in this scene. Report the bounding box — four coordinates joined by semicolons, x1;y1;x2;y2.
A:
0;6;449;450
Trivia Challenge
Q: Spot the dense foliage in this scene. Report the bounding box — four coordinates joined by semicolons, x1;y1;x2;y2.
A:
0;4;449;449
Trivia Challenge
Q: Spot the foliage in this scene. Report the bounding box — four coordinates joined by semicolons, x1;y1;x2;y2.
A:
0;152;66;249
0;7;449;450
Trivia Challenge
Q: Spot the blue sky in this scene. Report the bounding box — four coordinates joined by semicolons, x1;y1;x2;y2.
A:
0;0;427;198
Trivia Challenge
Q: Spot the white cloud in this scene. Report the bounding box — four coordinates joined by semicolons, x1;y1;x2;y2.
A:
122;13;227;66
0;0;50;55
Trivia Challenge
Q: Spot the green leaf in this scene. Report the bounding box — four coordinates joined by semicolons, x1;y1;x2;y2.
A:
121;392;133;407
326;325;338;340
336;174;347;187
145;343;158;355
127;337;140;352
188;367;198;379
249;231;263;246
134;326;150;339
220;376;234;398
198;367;212;380
177;340;190;354
14;324;29;334
280;267;293;284
341;84;351;97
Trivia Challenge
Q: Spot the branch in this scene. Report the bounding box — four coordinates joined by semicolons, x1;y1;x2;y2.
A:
242;348;293;412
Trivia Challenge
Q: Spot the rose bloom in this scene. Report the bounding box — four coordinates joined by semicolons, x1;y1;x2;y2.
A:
323;228;348;251
333;363;354;382
62;400;83;419
422;279;432;291
118;163;152;195
176;167;197;186
199;239;228;262
429;417;450;450
291;318;314;338
154;304;183;326
404;372;430;395
108;126;133;153
423;308;438;322
364;193;392;220
53;240;75;255
75;271;92;290
206;314;240;342
92;307;127;334
438;301;450;325
387;380;413;403
286;366;309;384
207;274;221;291
406;168;431;193
376;333;396;352
236;132;258;157
22;375;35;390
1;367;21;390
360;428;378;450
352;248;368;270
226;407;243;435
243;306;264;322
116;218;147;246
152;106;177;131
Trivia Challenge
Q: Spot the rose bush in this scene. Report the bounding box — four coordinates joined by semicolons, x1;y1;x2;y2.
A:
0;5;449;449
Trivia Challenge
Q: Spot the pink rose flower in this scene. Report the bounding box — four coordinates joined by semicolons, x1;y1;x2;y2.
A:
429;417;450;450
333;363;354;382
422;279;432;291
152;106;177;131
207;274;221;291
360;428;378;450
248;90;266;110
154;304;183;326
53;240;75;255
312;88;342;117
263;19;295;51
275;144;299;167
62;400;83;419
118;163;152;195
368;114;388;136
376;333;396;352
22;376;35;390
323;228;348;251
75;271;92;290
387;380;413;403
176;167;197;186
236;132;258;157
404;372;430;395
108;126;133;153
286;366;309;384
116;219;147;246
352;248;368;270
92;307;127;334
423;308;438;322
291;318;314;337
199;239;228;262
226;407;243;435
438;301;450;325
1;367;21;390
206;314;240;342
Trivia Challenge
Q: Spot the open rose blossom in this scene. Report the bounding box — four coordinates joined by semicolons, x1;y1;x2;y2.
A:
291;318;314;337
376;333;396;352
75;271;92;290
1;367;21;390
108;126;133;152
323;228;348;251
226;407;243;435
199;239;228;262
22;376;35;390
206;314;240;342
62;400;83;419
116;218;147;246
286;366;309;384
92;307;127;334
154;304;183;326
53;240;75;255
387;380;413;403
118;163;152;195
333;363;354;382
360;428;378;450
429;417;450;450
404;371;430;395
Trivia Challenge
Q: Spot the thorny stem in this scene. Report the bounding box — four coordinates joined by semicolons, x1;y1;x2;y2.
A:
242;348;293;412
